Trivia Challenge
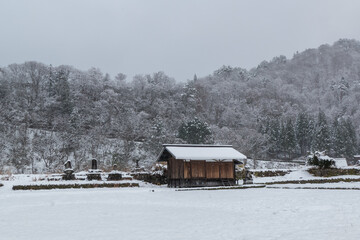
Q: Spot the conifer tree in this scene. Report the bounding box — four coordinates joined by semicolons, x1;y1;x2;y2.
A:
330;117;343;156
295;112;313;155
343;118;357;159
283;119;296;159
313;111;331;153
178;117;212;144
266;118;280;157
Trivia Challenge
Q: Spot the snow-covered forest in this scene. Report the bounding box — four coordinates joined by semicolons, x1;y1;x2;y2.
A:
1;39;360;173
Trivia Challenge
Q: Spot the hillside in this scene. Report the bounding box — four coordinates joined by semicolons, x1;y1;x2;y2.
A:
0;39;359;173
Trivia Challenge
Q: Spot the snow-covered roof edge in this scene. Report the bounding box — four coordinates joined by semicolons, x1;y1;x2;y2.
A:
157;144;247;162
162;144;233;148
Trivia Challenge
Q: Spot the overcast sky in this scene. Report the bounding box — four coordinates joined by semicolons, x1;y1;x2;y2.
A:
1;0;360;82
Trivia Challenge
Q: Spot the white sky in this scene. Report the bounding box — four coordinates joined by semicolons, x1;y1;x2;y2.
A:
1;0;360;81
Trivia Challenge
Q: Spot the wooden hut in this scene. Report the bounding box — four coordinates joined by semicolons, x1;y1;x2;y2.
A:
157;144;247;188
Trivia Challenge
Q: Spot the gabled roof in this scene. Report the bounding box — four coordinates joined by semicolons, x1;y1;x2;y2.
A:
333;158;348;168
157;144;247;162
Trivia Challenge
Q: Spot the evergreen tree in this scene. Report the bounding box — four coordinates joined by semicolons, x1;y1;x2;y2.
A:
279;121;286;157
330;117;357;159
47;64;56;97
283;119;296;159
313;111;331;153
343;118;357;159
330;117;345;156
295;112;313;155
55;68;73;115
178;117;212;144
267;118;281;158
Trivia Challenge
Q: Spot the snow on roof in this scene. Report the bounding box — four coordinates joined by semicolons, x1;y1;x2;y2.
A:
308;151;333;161
333;158;348;168
159;144;247;161
318;155;333;160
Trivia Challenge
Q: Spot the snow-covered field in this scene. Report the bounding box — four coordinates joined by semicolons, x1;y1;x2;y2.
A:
1;175;360;240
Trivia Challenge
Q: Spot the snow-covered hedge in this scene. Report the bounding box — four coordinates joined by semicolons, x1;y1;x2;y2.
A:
251;170;291;177
12;182;139;190
307;168;360;177
260;178;360;185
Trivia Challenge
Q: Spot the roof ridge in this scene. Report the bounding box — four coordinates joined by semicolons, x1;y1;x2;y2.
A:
163;144;233;148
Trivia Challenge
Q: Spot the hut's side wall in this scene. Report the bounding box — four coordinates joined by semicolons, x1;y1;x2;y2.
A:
220;162;234;179
191;161;206;178
184;161;191;179
206;162;220;179
168;158;236;187
168;158;184;179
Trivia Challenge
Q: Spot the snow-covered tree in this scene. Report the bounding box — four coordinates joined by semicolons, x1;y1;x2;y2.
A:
178;118;212;144
282;119;296;159
313;111;331;153
295;112;313;155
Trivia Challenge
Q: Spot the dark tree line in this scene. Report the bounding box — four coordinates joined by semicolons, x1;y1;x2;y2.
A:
261;111;358;160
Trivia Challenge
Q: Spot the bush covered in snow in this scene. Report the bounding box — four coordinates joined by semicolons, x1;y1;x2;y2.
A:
307;168;360;177
307;152;335;169
252;170;291;177
12;182;139;190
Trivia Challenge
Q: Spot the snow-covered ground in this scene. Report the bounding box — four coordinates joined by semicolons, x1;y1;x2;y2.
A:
1;169;360;240
268;182;360;189
1;186;360;240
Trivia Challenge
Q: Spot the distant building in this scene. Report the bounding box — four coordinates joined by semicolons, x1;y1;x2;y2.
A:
354;155;360;165
157;144;246;188
333;158;348;168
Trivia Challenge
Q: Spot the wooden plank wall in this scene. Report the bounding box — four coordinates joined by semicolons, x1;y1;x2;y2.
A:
191;161;206;178
220;162;234;179
206;162;220;179
169;159;234;180
168;158;184;179
184;162;191;179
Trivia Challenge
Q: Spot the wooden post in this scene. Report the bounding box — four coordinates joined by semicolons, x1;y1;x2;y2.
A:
233;161;236;181
204;161;207;179
219;162;221;179
190;160;192;179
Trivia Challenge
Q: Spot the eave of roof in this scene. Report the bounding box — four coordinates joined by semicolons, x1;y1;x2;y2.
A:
157;144;247;162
